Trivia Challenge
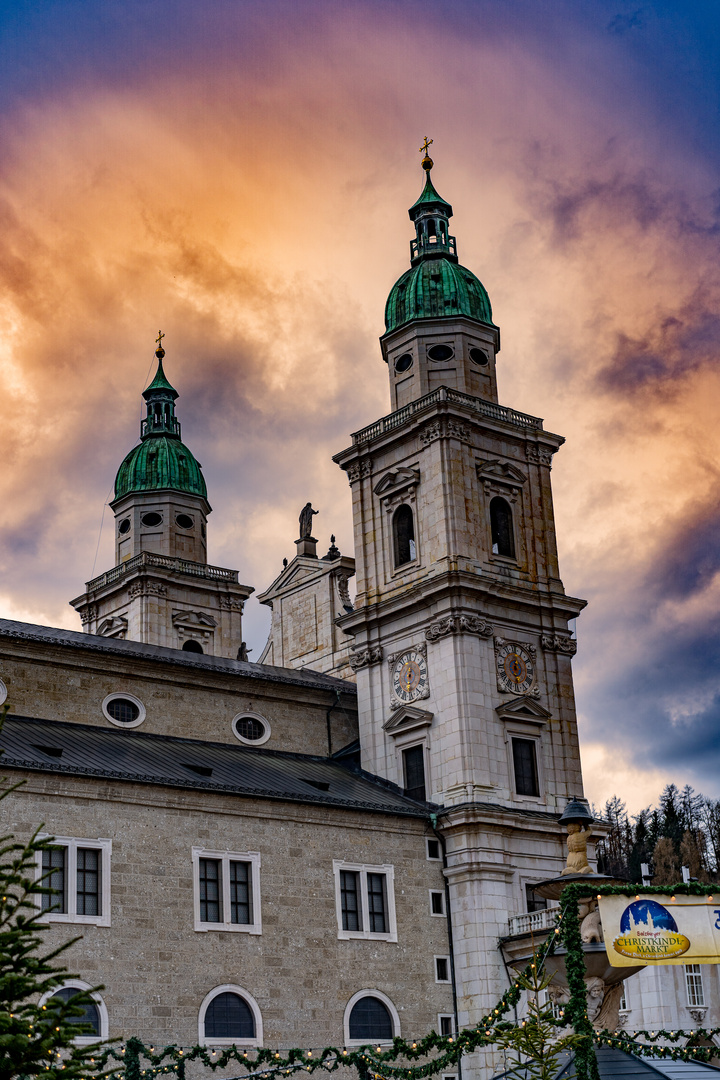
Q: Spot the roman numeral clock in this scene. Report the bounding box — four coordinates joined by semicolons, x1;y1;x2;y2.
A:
494;639;538;696
390;646;430;706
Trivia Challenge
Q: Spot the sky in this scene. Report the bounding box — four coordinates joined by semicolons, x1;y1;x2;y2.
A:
1;0;720;814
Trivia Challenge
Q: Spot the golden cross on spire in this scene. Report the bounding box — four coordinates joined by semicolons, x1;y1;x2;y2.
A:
155;330;165;349
419;136;433;156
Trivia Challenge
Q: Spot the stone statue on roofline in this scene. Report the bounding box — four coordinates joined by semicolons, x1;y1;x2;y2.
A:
299;502;318;539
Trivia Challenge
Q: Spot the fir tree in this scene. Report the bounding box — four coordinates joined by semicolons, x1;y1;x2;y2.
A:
0;706;104;1080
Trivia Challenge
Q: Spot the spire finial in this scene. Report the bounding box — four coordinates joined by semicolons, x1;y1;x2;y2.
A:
419;136;434;171
155;330;165;360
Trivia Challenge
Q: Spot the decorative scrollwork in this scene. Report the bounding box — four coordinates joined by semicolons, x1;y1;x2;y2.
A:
345;459;373;485
541;634;577;656
349;646;383;671
425;614;494;642
219;595;245;611
525;443;555;467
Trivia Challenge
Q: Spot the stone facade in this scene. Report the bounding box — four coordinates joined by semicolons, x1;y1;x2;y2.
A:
257;538;356;680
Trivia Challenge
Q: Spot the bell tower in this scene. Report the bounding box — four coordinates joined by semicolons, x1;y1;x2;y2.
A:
333;147;589;1028
71;335;253;657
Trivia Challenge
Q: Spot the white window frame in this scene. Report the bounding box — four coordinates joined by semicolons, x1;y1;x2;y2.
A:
36;836;111;927
343;989;401;1047
39;979;109;1045
231;711;271;747
192;848;262;934
429;889;446;917
333;861;397;942
438;1014;455;1036
434;955;451;983
685;964;705;1007
198;983;263;1048
426;837;442;861
102;692;146;729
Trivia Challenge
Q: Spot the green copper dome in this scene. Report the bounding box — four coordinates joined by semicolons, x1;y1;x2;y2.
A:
112;341;208;503
385;259;493;334
384;152;495;335
114;437;207;501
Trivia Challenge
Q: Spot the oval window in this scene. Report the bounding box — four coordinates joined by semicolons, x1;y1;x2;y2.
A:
394;353;413;373
469;347;489;366
232;713;271;746
141;512;162;528
118;519;131;535
176;514;194;530
427;344;454;363
102;693;146;728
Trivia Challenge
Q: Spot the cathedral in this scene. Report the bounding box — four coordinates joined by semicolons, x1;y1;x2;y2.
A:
0;148;715;1071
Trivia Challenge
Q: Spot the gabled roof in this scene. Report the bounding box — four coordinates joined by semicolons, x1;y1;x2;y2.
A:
0;715;428;818
0;619;357;696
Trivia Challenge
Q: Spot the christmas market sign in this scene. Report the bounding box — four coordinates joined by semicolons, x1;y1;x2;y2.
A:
599;894;720;965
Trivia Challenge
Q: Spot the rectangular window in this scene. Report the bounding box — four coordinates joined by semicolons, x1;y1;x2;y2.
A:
402;745;427;801
525;884;548;913
36;837;111;926
618;986;627;1011
76;848;100;916
333;861;397;941
426;838;441;861
435;956;450;983
192;849;261;934
41;847;67;914
341;870;362;932
367;873;388;933
512;738;539;797
199;858;223;923
439;1016;454;1037
685;964;704;1007
430;890;445;916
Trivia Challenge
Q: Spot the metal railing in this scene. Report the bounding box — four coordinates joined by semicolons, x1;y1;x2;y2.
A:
86;551;238;592
351;386;543;445
507;906;559;937
410;234;457;259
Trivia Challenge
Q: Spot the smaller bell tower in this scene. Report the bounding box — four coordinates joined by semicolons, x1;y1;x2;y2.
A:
71;335;253;657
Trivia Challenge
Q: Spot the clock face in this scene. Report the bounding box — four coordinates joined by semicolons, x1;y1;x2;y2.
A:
496;643;535;694
392;650;429;703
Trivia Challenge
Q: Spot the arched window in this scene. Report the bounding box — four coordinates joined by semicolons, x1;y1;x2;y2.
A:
345;991;399;1045
182;639;203;654
39;981;108;1044
198;985;263;1047
393;505;416;567
490;496;515;558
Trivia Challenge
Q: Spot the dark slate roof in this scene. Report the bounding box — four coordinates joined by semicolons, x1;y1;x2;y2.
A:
0;715;428;818
557;1049;719;1080
0;619;356;696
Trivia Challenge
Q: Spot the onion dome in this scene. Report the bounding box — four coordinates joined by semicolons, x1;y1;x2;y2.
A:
384;148;495;335
113;336;208;502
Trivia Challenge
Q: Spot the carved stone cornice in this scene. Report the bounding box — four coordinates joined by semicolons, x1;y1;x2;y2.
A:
525;443;556;467
344;459;373;485
349;645;383;671
541;634;577;656
420;418;471;446
425;614;494;642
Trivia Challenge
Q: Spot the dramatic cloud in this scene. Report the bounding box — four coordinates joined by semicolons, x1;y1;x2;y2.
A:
1;0;720;810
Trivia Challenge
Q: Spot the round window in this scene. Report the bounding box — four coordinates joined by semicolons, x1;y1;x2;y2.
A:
469;347;489;366
0;679;7;707
141;512;162;528
232;713;271;746
427;344;454;362
176;514;194;530
102;693;146;729
118;518;131;535
394;353;413;373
